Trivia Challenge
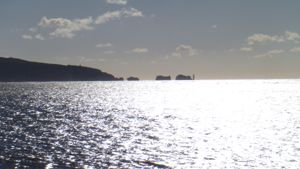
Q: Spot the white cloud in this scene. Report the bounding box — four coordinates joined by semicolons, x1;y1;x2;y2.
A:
22;33;45;41
240;47;253;52
98;58;106;62
104;50;116;54
285;31;300;42
106;0;127;5
23;8;143;40
131;48;149;53
247;34;284;45
29;27;37;32
212;25;217;29
227;48;236;52
22;34;33;40
290;47;300;53
255;49;284;58
95;8;143;25
38;16;94;38
96;43;112;48
35;34;45;40
246;31;300;45
172;45;197;58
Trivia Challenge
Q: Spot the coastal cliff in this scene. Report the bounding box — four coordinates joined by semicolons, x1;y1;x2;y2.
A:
0;57;120;82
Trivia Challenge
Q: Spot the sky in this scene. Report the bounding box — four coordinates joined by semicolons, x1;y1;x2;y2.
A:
1;0;300;79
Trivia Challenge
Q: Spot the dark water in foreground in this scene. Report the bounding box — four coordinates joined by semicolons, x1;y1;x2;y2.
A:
0;80;299;168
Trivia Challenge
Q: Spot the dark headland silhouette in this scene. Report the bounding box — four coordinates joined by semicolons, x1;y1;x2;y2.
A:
0;57;122;82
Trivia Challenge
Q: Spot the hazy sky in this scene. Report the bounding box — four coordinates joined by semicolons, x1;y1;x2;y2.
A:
1;0;300;79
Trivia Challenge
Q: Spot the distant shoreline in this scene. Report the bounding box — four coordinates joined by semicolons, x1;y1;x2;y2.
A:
1;57;299;82
0;79;299;83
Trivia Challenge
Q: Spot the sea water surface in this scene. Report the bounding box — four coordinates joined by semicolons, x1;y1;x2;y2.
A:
0;80;299;168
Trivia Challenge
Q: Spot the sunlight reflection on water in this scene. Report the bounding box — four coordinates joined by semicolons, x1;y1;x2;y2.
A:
0;80;299;168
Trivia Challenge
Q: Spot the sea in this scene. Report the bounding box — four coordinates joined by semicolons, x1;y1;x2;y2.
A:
0;80;299;169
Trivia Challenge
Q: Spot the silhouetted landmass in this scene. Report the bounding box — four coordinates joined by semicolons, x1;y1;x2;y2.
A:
155;75;171;80
0;57;121;82
115;77;124;81
176;74;193;80
127;77;139;81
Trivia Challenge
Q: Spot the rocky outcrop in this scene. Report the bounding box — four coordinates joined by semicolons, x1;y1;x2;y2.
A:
175;74;193;80
115;77;124;81
127;77;139;81
155;75;171;80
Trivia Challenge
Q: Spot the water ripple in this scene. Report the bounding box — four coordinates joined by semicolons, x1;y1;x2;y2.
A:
0;80;299;168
